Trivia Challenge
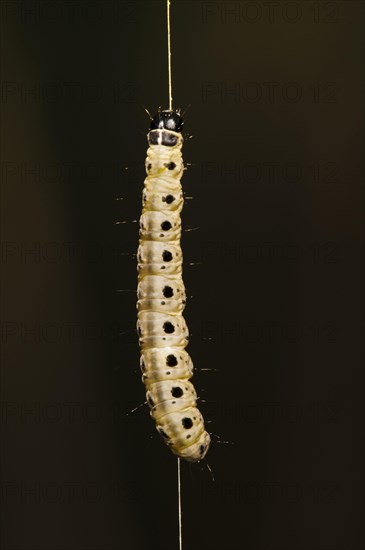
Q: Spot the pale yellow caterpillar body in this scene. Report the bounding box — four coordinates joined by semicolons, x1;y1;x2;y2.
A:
137;110;210;462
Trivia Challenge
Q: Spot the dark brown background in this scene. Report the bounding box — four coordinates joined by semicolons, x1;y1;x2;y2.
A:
0;1;364;549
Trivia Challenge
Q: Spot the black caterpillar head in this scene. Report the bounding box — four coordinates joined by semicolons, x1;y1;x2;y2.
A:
150;110;184;132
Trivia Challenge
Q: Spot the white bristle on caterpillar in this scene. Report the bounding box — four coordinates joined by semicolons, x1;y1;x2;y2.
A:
137;110;210;462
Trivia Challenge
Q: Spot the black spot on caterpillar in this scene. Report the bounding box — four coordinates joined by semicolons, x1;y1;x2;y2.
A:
163;286;174;298
163;194;175;204
162;250;173;262
166;354;177;366
171;387;183;398
182;418;193;429
163;321;175;334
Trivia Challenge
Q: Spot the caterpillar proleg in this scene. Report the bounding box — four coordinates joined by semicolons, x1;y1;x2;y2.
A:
137;110;210;462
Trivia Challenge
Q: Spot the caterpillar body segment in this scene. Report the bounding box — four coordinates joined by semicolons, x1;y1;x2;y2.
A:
137;110;210;462
139;211;182;242
142;187;184;214
137;311;189;349
137;275;186;315
140;348;194;387
137;241;183;277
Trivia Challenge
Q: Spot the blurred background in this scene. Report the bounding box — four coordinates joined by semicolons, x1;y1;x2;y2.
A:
0;1;364;549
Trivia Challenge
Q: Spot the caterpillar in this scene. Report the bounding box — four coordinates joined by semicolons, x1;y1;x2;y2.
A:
137;109;210;462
